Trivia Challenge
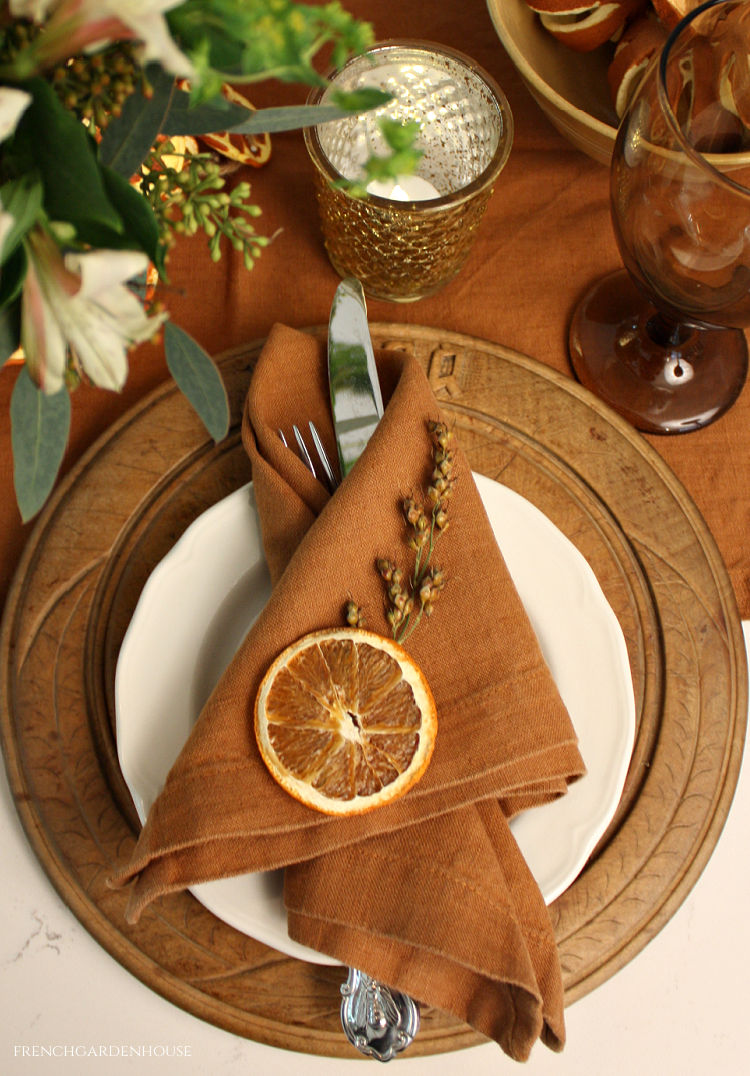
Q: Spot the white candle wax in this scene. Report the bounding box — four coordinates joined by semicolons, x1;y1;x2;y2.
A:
366;174;441;201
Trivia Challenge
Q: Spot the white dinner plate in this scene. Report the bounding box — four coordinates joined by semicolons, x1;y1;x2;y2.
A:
115;474;635;966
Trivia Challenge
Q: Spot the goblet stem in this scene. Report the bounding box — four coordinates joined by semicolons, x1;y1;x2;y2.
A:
569;270;748;434
644;312;690;351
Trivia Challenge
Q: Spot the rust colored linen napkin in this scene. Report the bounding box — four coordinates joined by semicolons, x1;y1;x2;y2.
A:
111;324;585;1058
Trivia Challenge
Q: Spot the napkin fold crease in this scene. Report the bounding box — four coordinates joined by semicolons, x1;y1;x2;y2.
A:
111;324;585;1061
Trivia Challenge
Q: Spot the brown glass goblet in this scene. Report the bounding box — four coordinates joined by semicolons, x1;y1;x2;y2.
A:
570;0;750;434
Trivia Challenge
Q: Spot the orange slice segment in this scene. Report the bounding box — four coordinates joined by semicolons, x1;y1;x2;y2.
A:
255;628;437;815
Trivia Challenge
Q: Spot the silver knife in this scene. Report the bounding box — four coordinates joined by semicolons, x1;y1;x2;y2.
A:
325;278;421;1060
327;278;384;479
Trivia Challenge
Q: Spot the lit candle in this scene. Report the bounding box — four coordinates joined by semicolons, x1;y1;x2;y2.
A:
365;174;441;201
305;42;513;300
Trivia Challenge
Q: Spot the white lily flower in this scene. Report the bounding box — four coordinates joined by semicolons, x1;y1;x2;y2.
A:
0;86;32;142
114;0;195;76
21;231;167;394
10;0;194;77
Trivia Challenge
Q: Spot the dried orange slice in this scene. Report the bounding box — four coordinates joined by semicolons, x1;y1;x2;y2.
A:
255;628;437;815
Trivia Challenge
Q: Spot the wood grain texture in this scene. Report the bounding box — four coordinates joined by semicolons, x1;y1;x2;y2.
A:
0;326;746;1057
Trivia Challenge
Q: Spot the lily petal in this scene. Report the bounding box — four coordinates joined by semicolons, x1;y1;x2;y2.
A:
7;0;56;20
130;12;195;76
68;318;130;391
0;87;32;142
21;259;69;395
66;249;150;297
22;233;166;395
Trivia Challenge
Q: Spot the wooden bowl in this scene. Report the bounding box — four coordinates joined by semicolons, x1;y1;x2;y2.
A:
486;0;618;165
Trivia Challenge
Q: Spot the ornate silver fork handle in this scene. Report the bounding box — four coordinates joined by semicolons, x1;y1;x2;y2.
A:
340;968;420;1061
278;422;421;1061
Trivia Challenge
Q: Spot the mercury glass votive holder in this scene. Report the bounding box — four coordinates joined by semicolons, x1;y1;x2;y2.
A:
303;41;513;302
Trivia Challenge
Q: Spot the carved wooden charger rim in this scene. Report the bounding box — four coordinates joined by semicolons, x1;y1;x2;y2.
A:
0;325;746;1058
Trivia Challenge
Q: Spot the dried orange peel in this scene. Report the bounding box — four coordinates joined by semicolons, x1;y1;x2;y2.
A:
255;628;437;815
177;81;272;167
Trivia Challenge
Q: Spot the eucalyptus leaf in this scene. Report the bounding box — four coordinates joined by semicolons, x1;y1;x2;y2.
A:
221;93;391;136
161;88;250;135
164;322;229;442
329;88;392;113
10;366;71;523
0;173;43;265
0;302;21;366
99;65;176;178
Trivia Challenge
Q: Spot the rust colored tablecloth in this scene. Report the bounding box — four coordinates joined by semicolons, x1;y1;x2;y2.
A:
1;0;747;619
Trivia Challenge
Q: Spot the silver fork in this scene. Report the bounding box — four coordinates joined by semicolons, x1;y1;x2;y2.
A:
278;422;421;1062
278;422;337;491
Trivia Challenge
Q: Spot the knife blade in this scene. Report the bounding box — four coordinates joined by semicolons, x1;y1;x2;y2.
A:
327;278;384;479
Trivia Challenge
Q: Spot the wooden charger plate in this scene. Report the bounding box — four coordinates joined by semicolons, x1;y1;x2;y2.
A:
0;325;746;1057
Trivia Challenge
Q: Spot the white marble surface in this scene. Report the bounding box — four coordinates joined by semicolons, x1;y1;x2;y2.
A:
2;627;747;1076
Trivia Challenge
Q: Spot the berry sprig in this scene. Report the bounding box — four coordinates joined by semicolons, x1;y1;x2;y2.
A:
49;43;142;129
139;140;271;270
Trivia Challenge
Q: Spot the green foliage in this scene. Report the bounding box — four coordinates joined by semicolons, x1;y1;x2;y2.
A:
140;141;268;270
99;64;177;178
0;172;43;264
11;79;123;243
0;0;419;522
10;366;71;522
165;88;392;136
163;322;230;443
0;245;28;307
167;0;375;99
161;86;251;135
100;165;162;268
338;119;424;198
362;119;424;182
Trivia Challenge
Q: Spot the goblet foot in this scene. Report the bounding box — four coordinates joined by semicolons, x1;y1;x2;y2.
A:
569;270;748;434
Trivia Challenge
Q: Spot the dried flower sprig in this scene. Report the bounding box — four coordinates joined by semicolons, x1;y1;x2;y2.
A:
345;599;366;629
369;420;456;644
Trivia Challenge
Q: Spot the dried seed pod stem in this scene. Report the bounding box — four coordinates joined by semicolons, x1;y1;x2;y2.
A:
344;420;456;642
389;421;455;642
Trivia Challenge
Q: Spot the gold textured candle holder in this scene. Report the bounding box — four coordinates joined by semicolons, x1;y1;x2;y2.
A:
303;41;513;302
